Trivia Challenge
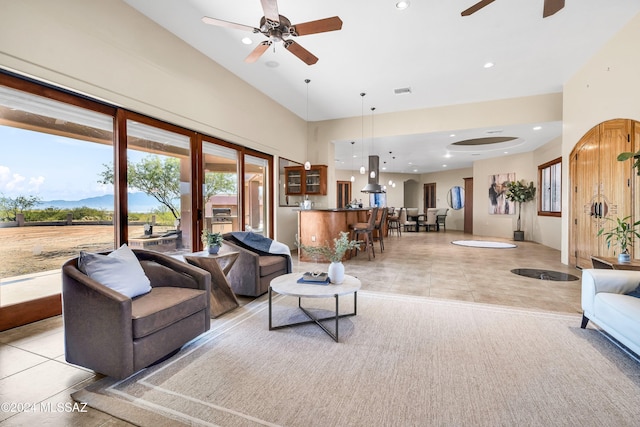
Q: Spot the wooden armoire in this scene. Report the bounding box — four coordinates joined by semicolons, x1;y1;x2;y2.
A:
570;119;640;269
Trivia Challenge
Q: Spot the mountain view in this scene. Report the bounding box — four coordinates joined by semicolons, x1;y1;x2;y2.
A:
39;193;163;213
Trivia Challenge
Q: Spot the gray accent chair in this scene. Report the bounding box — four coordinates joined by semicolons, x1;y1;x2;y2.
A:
62;249;211;379
222;234;289;297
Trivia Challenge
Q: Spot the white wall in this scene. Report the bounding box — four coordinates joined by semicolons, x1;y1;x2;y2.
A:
562;12;640;263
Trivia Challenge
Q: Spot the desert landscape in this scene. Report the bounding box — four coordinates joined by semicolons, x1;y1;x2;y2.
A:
0;224;176;278
0;225;115;278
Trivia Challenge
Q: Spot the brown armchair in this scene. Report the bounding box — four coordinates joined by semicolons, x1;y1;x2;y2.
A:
62;249;211;379
222;233;290;297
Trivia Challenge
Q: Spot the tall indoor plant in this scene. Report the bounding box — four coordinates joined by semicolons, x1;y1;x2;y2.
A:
505;180;536;241
597;215;640;263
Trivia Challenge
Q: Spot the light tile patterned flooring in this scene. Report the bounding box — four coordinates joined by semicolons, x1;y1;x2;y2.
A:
0;230;583;425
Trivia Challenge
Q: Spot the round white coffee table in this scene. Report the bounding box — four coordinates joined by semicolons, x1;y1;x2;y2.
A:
269;273;361;342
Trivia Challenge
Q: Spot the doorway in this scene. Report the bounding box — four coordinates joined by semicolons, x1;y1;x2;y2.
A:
424;183;436;211
464;177;474;234
337;181;352;208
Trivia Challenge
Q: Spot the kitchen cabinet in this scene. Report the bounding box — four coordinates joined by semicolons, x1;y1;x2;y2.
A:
285;165;327;195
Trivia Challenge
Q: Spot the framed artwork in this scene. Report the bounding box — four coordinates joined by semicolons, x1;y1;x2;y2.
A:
488;173;515;214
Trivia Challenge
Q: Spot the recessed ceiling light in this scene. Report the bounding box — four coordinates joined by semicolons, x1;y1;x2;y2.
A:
450;134;456;137
442;165;447;168
533;126;542;130
241;37;252;45
396;1;410;10
413;169;418;173
265;61;279;68
484;62;495;69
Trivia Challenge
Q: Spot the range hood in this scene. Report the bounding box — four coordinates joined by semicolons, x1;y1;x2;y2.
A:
361;155;385;193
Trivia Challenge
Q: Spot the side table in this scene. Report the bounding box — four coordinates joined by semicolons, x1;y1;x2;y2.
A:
184;248;240;318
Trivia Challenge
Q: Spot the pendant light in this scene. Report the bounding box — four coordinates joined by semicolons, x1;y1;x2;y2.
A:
304;79;311;170
369;107;376;179
388;152;394;186
350;141;356;182
359;92;366;175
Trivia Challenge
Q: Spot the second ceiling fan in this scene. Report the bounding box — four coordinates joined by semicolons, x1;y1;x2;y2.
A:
462;0;565;18
202;0;342;65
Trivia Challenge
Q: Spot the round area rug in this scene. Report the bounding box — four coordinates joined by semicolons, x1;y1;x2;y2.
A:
511;268;580;281
451;240;517;249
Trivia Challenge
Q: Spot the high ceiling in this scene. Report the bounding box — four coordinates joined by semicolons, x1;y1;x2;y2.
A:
124;0;640;173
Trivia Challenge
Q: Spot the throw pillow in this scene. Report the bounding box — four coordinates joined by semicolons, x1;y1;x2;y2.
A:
78;244;151;298
627;284;640;298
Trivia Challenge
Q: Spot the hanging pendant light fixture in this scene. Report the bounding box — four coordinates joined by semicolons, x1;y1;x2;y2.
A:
359;92;366;175
350;141;356;182
304;79;311;170
388;152;394;186
369;107;376;179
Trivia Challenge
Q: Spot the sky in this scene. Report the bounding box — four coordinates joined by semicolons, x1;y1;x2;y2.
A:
0;125;145;201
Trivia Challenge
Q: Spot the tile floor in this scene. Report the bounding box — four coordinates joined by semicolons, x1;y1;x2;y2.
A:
0;230;583;425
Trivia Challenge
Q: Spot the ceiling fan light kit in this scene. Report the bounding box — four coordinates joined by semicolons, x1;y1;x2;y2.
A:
202;0;342;65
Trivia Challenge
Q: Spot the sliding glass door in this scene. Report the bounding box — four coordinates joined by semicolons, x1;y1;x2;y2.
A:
202;141;239;237
0;82;115;330
125;119;192;253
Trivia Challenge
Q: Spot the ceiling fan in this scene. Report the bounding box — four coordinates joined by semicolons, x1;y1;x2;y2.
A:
201;0;342;65
462;0;565;18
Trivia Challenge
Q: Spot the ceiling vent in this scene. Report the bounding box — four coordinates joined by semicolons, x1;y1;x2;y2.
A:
394;87;412;95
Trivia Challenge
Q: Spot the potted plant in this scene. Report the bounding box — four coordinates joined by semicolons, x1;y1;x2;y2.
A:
297;231;361;284
597;215;640;263
504;180;536;241
201;230;223;254
616;150;640;175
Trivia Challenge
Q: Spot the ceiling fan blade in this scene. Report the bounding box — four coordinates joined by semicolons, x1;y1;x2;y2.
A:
284;40;318;65
245;41;271;63
291;16;343;36
260;0;280;24
202;16;258;33
543;0;565;17
461;0;496;16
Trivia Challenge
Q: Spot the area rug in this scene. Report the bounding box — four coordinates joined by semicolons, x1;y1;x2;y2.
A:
73;292;640;427
452;240;517;248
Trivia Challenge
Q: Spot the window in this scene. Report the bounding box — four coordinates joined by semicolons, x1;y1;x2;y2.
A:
538;157;561;216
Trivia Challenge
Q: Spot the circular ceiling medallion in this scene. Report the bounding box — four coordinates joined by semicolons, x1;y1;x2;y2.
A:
451;136;517;146
447;136;525;153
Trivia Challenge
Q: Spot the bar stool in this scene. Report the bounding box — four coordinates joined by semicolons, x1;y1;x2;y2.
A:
374;207;388;252
387;207;402;237
349;207;378;260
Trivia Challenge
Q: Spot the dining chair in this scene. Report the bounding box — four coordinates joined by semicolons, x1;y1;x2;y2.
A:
403;208;418;232
419;208;438;231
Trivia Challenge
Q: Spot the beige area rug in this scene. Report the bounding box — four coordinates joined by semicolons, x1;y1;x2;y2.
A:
73;292;640;426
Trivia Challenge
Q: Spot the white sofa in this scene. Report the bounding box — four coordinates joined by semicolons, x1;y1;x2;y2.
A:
581;269;640;356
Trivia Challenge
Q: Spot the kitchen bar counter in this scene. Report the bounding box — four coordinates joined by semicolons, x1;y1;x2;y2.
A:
296;208;371;262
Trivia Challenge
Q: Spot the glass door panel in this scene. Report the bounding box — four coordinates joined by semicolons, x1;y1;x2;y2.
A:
244;154;268;235
125;120;191;253
0;84;114;328
203;142;239;237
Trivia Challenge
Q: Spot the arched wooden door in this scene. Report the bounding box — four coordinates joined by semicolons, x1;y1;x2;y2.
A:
570;119;638;269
